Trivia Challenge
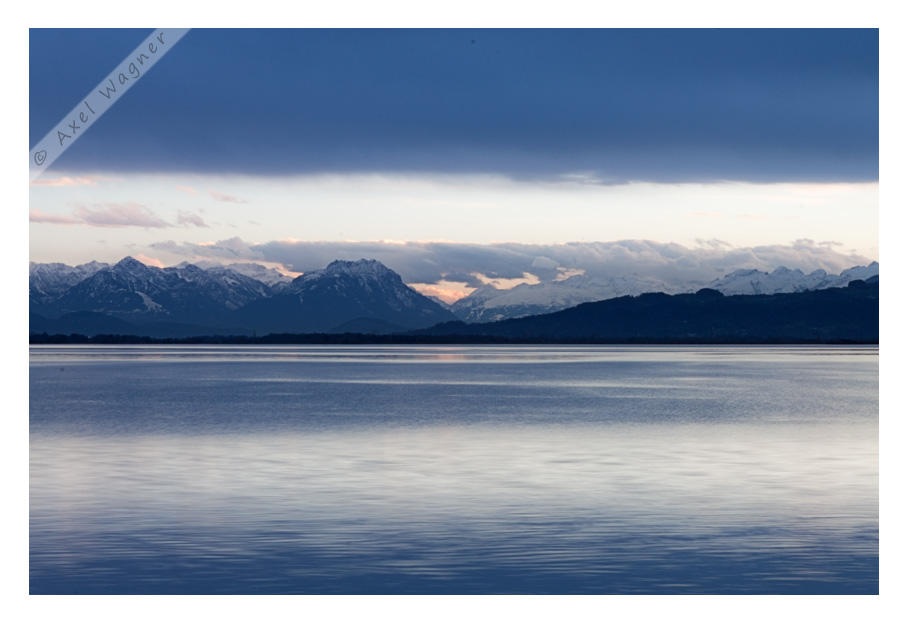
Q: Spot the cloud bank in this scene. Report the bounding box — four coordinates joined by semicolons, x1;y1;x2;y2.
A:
150;237;874;290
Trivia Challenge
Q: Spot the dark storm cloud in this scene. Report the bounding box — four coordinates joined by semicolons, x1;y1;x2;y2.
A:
30;29;878;182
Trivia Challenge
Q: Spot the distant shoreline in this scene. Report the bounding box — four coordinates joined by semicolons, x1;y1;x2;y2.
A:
28;333;879;346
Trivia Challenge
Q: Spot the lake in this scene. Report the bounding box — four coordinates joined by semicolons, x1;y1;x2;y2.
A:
29;345;878;594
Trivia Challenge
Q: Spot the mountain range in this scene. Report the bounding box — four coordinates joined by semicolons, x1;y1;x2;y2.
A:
30;257;456;337
29;257;879;339
450;262;880;323
418;280;879;343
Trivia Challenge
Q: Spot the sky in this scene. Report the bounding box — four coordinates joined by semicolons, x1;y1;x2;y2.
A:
28;27;879;301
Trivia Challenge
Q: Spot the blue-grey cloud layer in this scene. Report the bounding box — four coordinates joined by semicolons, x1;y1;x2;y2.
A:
30;29;878;183
151;238;873;285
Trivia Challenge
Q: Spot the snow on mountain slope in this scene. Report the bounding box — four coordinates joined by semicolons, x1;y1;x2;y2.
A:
707;262;879;295
821;261;880;288
705;267;828;295
451;263;880;323
180;261;293;288
29;256;880;330
288;259;445;315
232;259;458;334
451;274;682;323
29;261;110;305
38;257;271;324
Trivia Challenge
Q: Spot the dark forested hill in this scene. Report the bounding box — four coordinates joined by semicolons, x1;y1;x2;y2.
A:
415;280;879;342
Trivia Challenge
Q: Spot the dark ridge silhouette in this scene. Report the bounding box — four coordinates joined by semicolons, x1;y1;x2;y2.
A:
413;280;878;342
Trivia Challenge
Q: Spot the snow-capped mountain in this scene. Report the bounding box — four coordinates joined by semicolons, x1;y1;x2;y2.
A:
232;259;458;334
29;257;880;336
37;256;272;326
29;260;109;305
705;262;879;295
287;258;402;291
179;261;293;288
450;263;880;323
705;267;830;295
826;261;880;288
30;257;454;335
30;260;292;310
451;274;685;323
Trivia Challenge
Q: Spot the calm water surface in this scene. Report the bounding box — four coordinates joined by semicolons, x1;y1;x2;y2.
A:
29;345;878;594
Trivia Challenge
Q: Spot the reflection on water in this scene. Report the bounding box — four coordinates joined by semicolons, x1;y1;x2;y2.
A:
30;346;878;594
